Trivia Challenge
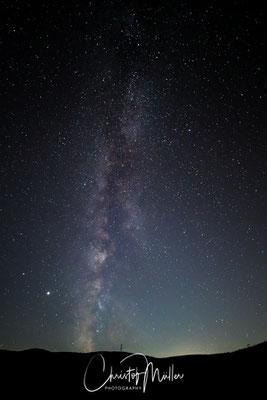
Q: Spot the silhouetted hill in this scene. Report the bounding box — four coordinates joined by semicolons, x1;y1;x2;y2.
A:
0;342;266;397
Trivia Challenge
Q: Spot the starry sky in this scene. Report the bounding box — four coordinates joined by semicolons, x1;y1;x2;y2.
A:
0;1;266;357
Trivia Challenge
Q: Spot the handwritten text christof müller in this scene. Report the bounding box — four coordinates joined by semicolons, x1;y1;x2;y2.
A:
83;353;184;393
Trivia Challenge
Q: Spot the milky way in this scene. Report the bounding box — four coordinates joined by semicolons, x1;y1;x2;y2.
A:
75;72;146;351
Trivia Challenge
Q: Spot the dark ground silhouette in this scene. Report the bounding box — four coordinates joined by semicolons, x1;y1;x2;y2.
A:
0;342;266;397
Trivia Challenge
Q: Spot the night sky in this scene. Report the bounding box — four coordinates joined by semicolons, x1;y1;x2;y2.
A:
1;1;266;357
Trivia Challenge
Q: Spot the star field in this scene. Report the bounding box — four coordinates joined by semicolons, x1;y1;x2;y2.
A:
0;1;266;356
